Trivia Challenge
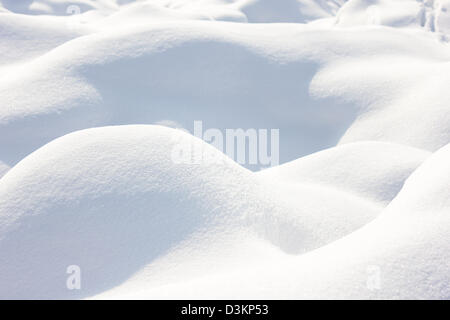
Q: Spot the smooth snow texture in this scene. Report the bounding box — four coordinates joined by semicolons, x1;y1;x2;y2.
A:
0;0;345;22
258;141;430;205
96;141;450;299
2;21;450;168
0;125;381;299
336;0;450;38
0;161;8;178
0;0;449;299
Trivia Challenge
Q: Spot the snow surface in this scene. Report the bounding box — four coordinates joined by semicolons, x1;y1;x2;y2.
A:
101;140;450;299
0;161;8;178
0;0;449;299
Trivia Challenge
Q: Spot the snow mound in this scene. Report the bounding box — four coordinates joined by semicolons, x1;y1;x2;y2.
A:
0;12;88;66
102;142;450;299
0;0;115;15
258;141;430;205
336;0;450;38
0;125;380;299
1;0;450;300
96;1;247;24
0;22;348;167
2;20;450;169
0;0;345;23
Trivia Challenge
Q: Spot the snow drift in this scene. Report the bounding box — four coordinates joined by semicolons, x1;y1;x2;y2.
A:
0;0;449;299
2;1;450;168
0;125;384;299
112;140;450;299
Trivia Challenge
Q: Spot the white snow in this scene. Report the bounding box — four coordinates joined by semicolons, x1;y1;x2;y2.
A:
0;125;382;298
258;141;430;205
104;141;450;300
0;0;449;299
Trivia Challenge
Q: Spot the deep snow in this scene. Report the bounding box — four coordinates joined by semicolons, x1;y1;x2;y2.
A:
0;0;449;299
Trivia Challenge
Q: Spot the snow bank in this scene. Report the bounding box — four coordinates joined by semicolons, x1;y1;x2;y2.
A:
1;0;449;300
0;125;383;299
2;19;450;169
100;142;450;299
0;0;344;23
0;125;246;298
336;0;450;38
0;0;116;15
0;9;92;66
258;141;430;205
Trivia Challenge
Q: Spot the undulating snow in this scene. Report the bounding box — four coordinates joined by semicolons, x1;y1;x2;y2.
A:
0;0;449;299
103;140;450;299
0;161;8;178
258;141;430;205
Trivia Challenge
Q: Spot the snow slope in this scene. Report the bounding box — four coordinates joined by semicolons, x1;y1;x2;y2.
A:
258;141;430;205
108;141;450;299
2;20;450;169
0;0;449;299
336;0;450;38
0;125;382;299
0;161;8;178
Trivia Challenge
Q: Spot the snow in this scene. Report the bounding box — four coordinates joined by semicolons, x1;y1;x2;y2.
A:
0;0;449;299
2;21;450;166
0;125;381;298
337;0;450;38
112;141;450;300
258;141;430;205
238;0;345;23
0;161;8;178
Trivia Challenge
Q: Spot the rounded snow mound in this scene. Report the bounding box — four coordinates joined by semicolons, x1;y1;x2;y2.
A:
0;0;345;23
0;125;383;299
258;141;430;205
0;22;353;167
0;125;250;299
0;0;113;15
112;142;450;299
4;20;450;169
96;1;247;25
336;0;450;38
